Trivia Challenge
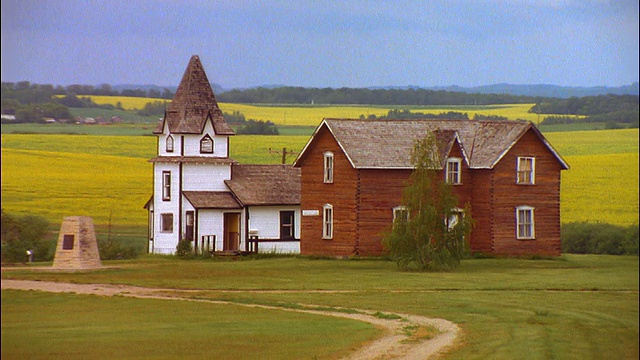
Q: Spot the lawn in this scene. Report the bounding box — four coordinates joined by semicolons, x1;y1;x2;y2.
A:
1;290;377;360
2;254;638;359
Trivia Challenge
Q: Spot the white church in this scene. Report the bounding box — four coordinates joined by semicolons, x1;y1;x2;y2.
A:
145;55;301;255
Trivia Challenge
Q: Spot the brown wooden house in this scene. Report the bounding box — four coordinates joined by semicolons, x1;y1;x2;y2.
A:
293;119;570;257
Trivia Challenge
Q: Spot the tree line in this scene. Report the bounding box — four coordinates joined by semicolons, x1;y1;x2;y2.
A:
217;86;538;105
532;94;639;127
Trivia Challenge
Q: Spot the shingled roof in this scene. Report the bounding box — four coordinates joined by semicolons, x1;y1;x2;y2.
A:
294;119;569;170
225;165;301;206
183;191;242;209
154;55;234;135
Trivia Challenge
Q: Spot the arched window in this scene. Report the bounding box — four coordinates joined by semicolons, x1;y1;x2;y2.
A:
200;135;214;154
166;135;174;153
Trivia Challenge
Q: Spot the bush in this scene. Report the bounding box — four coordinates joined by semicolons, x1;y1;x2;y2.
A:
176;239;193;258
1;210;53;263
562;222;638;255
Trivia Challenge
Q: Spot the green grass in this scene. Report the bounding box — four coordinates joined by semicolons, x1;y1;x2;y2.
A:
1;290;377;360
2;255;638;359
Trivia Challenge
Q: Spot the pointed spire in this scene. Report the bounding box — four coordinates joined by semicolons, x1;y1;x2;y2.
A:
154;55;234;135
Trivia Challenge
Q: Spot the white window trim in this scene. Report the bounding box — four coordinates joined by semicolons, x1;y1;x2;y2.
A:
162;171;171;201
323;152;334;183
516;206;535;240
322;204;333;239
200;135;214;154
447;208;465;231
517;156;535;184
392;206;409;227
166;135;174;153
446;157;462;185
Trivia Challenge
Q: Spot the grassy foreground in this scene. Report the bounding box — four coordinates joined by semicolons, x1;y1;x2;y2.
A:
2;254;638;359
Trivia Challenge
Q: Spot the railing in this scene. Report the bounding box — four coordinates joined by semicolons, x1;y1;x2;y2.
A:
246;236;300;253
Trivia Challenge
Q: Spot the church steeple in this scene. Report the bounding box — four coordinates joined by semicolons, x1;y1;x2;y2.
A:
154;55;234;135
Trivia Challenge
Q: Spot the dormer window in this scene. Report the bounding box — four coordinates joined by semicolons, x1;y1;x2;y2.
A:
166;135;174;153
200;135;214;154
446;158;461;184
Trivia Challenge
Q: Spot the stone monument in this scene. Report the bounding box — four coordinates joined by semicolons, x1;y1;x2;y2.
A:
53;216;102;269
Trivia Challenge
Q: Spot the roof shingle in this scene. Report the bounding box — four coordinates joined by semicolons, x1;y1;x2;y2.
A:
225;165;301;206
154;55;234;135
295;119;569;170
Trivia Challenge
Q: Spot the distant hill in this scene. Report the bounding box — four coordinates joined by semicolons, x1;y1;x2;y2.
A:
87;82;640;99
370;83;639;99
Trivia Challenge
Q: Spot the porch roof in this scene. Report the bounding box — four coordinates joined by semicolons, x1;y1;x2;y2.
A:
183;191;242;209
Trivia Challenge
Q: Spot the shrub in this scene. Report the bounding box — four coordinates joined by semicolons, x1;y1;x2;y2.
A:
176;239;193;258
1;210;53;263
562;222;639;255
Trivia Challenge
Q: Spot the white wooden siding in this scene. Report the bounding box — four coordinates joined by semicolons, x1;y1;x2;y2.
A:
182;164;231;191
248;206;300;253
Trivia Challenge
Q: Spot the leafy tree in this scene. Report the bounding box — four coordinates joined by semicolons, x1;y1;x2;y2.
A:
383;133;474;271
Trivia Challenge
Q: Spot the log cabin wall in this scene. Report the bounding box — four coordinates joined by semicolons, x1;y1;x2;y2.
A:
357;168;412;255
490;129;562;256
299;126;359;256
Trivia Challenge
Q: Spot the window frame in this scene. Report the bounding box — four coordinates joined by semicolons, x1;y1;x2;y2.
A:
323;151;334;183
446;208;465;231
166;135;174;153
392;206;409;227
517;156;535;184
322;204;333;239
162;171;171;201
516;206;535;240
161;213;174;233
200;134;214;154
445;157;462;185
279;210;295;240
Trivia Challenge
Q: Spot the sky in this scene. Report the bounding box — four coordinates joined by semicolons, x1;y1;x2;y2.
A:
1;0;638;89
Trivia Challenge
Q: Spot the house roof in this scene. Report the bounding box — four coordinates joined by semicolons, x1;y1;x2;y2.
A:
293;119;569;170
225;164;301;206
153;55;234;135
183;191;242;209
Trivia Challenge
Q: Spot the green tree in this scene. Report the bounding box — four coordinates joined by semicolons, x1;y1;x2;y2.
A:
383;133;474;271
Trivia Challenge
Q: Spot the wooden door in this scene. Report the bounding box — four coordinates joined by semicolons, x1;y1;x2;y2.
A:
224;213;240;251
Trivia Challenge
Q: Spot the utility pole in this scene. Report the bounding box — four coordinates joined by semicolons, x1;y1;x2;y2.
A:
268;147;298;164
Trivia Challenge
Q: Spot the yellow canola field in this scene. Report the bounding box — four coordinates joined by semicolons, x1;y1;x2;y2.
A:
1;149;152;226
1;130;637;227
82;95;543;125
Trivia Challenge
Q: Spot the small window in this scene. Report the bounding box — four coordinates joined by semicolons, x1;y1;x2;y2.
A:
280;211;295;240
393;206;409;227
446;158;462;184
516;206;535;239
323;152;334;183
446;208;465;231
200;135;214;154
517;157;535;184
161;213;174;232
322;204;333;239
162;171;171;201
166;135;174;153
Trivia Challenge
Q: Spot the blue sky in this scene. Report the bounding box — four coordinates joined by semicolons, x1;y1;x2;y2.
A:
1;0;638;89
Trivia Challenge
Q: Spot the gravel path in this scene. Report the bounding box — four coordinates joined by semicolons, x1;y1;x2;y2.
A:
1;279;460;359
